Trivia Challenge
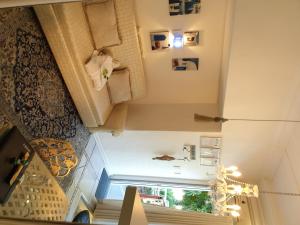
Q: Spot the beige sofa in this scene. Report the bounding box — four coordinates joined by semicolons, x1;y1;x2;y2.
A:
34;1;146;134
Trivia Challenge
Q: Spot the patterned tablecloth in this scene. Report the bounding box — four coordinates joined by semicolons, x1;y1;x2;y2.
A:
0;154;69;221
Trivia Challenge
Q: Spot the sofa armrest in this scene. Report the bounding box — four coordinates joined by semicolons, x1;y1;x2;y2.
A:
88;103;128;136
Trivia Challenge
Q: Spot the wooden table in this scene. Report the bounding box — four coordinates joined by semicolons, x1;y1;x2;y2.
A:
0;154;69;221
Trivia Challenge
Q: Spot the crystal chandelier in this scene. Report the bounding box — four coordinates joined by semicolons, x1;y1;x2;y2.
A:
211;166;259;217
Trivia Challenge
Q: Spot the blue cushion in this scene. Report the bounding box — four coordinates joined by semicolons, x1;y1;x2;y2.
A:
95;168;110;200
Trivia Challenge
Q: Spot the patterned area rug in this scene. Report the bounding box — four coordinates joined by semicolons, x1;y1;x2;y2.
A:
0;7;90;192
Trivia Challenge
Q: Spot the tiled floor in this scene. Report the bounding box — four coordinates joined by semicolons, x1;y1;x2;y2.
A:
65;134;105;221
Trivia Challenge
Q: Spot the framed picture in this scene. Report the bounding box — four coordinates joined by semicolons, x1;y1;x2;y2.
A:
200;150;220;166
184;0;201;15
200;158;218;167
169;0;184;16
172;58;199;71
150;31;170;51
184;31;200;46
199;137;222;167
200;136;222;149
169;0;201;16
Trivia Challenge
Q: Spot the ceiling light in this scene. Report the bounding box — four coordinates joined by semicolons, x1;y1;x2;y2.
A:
211;165;259;217
232;171;242;177
226;166;238;171
227;205;241;211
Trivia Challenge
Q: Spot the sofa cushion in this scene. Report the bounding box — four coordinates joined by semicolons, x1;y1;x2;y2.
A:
107;69;132;104
85;0;121;49
95;85;114;125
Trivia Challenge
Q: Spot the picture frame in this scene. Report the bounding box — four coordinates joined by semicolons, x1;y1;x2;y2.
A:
184;0;201;15
172;58;199;71
200;136;222;149
199;148;220;166
150;31;170;51
169;0;201;16
169;0;184;16
184;31;200;46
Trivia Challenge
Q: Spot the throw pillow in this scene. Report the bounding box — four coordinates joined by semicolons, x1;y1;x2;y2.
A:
85;0;121;49
107;69;132;104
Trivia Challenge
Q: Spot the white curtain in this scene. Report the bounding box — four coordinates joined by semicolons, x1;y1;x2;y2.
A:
94;200;233;225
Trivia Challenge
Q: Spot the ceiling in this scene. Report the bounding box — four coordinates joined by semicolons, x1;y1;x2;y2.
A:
221;0;300;182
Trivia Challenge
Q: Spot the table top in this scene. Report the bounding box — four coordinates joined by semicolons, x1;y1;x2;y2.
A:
0;127;35;204
0;154;69;221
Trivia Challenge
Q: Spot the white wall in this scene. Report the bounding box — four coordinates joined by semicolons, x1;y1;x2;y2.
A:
127;0;232;131
127;0;232;132
97;131;220;181
126;103;221;132
134;0;229;105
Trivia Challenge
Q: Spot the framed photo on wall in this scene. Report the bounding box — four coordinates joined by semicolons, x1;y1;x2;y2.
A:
169;0;184;16
172;58;199;71
184;0;201;15
169;0;201;16
150;31;170;51
200;136;222;149
184;31;200;46
199;136;222;167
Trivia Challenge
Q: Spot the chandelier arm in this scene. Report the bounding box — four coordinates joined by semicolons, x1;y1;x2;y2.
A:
226;195;234;202
225;177;251;186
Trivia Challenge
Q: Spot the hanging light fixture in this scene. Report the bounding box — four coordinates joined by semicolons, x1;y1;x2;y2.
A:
194;113;300;217
194;113;300;216
211;166;259;217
